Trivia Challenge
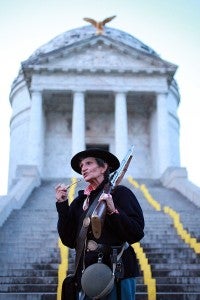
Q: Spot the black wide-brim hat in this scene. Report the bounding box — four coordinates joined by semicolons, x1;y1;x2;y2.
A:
71;148;120;174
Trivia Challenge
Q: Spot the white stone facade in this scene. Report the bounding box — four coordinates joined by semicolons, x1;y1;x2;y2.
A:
8;25;180;189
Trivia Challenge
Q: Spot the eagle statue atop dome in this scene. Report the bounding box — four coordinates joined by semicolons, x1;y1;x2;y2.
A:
83;15;116;35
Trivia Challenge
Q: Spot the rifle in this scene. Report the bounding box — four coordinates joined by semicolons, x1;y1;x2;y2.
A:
91;145;134;239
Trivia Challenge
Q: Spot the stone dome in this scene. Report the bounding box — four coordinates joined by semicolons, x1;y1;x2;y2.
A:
25;25;159;64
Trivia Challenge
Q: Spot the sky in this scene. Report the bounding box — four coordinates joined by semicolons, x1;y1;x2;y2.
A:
0;0;200;195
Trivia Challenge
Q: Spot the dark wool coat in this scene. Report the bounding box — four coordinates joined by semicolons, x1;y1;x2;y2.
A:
56;181;144;288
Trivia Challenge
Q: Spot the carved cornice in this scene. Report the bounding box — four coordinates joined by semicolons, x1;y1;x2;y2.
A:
21;32;177;93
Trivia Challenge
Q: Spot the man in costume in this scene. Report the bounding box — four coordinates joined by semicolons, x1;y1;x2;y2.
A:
55;148;144;299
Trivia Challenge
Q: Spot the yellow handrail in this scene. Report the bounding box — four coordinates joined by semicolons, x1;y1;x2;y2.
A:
57;240;69;300
163;206;200;254
128;176;200;254
57;178;78;300
133;242;156;300
128;177;157;300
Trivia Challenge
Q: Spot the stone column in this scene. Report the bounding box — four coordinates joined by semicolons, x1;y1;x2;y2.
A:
153;93;170;176
27;90;44;175
72;91;85;156
115;92;128;160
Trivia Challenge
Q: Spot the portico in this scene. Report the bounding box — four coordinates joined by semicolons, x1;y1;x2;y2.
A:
24;85;176;181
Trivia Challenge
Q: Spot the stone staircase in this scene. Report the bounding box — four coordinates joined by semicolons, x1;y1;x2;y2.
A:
0;179;200;299
0;180;61;300
126;179;200;300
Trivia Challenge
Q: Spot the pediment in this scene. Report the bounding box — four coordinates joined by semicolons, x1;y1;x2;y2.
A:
26;36;176;75
44;46;155;71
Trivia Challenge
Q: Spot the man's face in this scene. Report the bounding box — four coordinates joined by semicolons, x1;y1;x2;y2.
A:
80;157;107;183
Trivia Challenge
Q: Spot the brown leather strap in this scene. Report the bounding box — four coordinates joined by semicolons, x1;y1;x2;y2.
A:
74;190;103;275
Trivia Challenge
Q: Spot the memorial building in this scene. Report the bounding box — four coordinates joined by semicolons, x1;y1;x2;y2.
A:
1;19;200;300
9;22;180;189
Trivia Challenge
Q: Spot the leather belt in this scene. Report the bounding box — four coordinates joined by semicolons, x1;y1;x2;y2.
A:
86;240;111;253
86;240;129;253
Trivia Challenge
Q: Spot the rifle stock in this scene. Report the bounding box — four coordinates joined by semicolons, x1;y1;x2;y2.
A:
91;145;134;239
90;201;107;239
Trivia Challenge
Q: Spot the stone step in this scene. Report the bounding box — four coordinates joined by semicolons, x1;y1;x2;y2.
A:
0;250;59;256
136;292;200;300
0;284;57;293
0;277;57;284
152;269;200;277
151;263;200;270
5;220;57;225
155;277;200;284
0;257;59;264
143;246;193;252
0;293;56;300
146;252;198;259
156;284;200;293
137;276;200;285
0;234;57;239
2;224;57;229
149;257;200;264
0;248;59;255
142;243;192;248
0;263;58;269
0;256;59;263
131;284;146;293
0;241;57;246
4;217;57;222
0;269;58;277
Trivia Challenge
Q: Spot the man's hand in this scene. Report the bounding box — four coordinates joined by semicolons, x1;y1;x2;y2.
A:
55;183;68;202
98;193;116;214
